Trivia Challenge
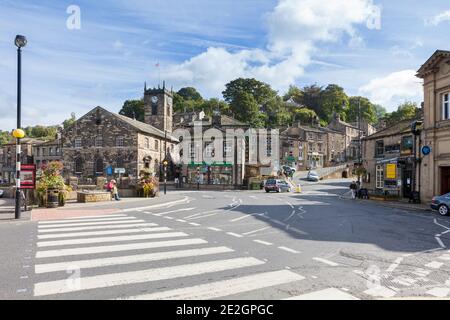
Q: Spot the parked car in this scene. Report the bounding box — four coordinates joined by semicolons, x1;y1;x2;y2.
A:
306;171;320;182
264;179;291;193
430;193;450;216
0;190;4;198
282;165;296;174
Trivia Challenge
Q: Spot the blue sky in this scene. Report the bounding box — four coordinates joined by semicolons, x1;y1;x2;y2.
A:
1;0;450;130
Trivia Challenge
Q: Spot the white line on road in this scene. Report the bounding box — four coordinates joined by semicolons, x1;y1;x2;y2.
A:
230;213;264;223
208;227;222;232
122;270;304;300
278;246;300;254
176;219;187;223
37;232;188;248
226;232;243;238
386;257;404;273
286;288;359;300
253;240;273;246
425;261;444;269
122;197;190;212
38;217;133;225
189;223;201;226
243;227;270;236
154;208;196;216
37;227;171;239
38;219;144;229
183;210;219;219
38;223;158;233
313;257;340;267
35;238;208;258
34;257;265;296
35;246;234;274
38;214;127;223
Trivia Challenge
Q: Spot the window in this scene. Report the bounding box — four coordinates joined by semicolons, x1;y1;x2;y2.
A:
376;165;384;189
49;147;53;156
145;138;150;149
42;148;46;156
95;136;103;148
116;136;124;147
205;143;215;157
375;140;384;157
443;93;450;120
224;140;232;156
401;136;413;155
154;140;159;151
75;158;83;173
116;157;124;168
95;158;104;174
74;138;82;149
190;143;195;158
152;104;157;115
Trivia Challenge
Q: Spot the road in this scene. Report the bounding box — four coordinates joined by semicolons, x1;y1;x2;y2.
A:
1;178;450;300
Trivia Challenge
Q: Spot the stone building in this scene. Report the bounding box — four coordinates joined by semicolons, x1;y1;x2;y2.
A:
0;138;44;184
417;50;450;200
61;104;177;184
33;138;63;169
280;123;328;171
320;127;347;167
361;119;417;199
173;112;248;187
328;113;363;161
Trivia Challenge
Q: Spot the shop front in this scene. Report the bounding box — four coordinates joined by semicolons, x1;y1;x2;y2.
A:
375;157;414;198
187;162;234;185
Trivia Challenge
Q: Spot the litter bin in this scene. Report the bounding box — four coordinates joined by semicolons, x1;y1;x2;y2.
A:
47;189;59;208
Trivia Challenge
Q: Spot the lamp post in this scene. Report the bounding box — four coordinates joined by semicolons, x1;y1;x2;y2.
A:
14;35;27;220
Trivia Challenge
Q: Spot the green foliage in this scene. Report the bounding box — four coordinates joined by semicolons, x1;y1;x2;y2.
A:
292;108;319;124
63;112;76;129
0;131;11;145
177;87;203;101
320;84;349;122
23;125;58;140
346;96;377;124
385;101;420;126
119;99;145;122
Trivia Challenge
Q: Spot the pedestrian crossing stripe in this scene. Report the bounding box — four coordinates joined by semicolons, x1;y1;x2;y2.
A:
37;232;189;248
37;227;172;240
122;270;305;300
38;219;144;229
35;246;234;274
35;238;208;258
38;216;132;224
38;222;159;233
38;214;128;223
33;257;265;296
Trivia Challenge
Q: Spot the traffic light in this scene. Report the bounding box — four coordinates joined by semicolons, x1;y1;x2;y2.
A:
411;120;423;136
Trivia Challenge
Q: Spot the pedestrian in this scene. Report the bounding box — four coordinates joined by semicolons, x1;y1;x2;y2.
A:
174;177;179;188
111;179;121;201
349;181;357;199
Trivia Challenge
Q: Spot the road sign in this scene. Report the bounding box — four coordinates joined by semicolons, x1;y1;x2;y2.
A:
422;146;431;156
114;168;126;174
20;164;36;189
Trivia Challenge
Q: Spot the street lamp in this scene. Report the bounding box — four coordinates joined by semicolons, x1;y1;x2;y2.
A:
14;35;27;220
163;159;168;195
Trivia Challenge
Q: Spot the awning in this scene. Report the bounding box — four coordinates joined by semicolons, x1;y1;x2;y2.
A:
376;157;398;164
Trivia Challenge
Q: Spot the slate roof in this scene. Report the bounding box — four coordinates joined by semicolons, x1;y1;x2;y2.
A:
362;118;420;140
417;50;450;78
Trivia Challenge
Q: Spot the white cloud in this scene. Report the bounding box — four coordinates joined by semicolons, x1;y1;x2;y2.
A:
163;0;381;96
359;70;423;111
426;10;450;26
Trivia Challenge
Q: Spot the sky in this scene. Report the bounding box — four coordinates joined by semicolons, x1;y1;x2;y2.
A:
0;0;450;130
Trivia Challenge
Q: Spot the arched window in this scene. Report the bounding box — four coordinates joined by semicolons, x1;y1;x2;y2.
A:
75;158;83;174
95;158;104;174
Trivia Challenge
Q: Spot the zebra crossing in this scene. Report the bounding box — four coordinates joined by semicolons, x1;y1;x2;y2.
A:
33;213;311;299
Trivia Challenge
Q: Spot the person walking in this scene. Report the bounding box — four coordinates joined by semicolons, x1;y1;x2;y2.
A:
349;181;357;199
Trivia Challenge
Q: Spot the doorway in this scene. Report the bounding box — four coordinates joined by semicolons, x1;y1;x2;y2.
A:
402;168;413;199
441;167;450;195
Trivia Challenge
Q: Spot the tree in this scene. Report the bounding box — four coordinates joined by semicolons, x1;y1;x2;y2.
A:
177;87;203;102
292;108;319;125
223;78;277;106
300;85;323;117
346;97;377;124
228;91;266;127
320;84;349;122
0;131;11;145
63;112;76;129
199;98;230;116
385;101;420;126
23;125;58;140
119;99;145;122
373;104;387;120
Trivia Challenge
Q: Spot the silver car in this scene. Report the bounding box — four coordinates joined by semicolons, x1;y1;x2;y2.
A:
306;171;320;182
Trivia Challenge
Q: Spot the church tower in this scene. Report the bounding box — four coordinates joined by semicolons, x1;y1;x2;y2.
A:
144;81;173;133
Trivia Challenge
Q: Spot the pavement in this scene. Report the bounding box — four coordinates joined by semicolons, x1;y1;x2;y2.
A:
1;179;450;300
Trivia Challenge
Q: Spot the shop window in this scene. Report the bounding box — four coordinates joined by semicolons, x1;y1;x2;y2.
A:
443;93;450;120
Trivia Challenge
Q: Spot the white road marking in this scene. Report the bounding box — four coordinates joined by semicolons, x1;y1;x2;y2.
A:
253;240;273;246
286;288;359;300
38;214;127;223
188;212;221;220
38;219;144;229
34;257;265;296
392;276;417;286
153;208;196;216
123;270;304;300
122;196;190;212
425;261;444;269
438;254;450;261
243;227;270;236
435;236;446;248
208;227;222;232
189;223;201;227
230;213;264;223
279;246;300;254
313;257;340;267
183;210;219;219
37;227;171;239
38;223;158;233
35;246;234;274
364;286;397;298
37;232;188;248
176;219;187;223
35;238;208;258
386;257;403;273
226;232;243;238
38;217;133;225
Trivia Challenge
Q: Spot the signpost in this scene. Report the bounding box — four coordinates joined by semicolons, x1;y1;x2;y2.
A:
421;146;431;156
20;164;36;189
